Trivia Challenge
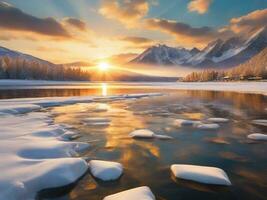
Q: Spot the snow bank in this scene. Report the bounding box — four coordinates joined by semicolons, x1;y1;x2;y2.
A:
252;119;267;127
247;133;267;141
196;123;220;130
0;104;41;115
171;164;231;186
129;129;155;138
0;112;90;200
103;186;155;200
208;118;229;123
89;160;123;181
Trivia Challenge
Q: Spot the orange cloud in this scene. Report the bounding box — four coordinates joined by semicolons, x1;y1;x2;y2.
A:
99;0;149;27
228;9;267;34
120;36;154;44
188;0;213;14
63;17;87;31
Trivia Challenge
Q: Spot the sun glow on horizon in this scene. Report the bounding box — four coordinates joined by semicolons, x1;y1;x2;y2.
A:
98;62;110;71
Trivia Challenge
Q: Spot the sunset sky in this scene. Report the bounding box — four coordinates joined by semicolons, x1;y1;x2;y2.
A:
0;0;267;64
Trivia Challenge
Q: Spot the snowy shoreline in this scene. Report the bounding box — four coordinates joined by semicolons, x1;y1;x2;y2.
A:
0;80;266;96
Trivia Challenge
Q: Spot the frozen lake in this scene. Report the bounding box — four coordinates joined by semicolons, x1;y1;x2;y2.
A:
0;81;266;200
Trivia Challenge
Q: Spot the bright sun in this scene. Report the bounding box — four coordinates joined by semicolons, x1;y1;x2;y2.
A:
98;62;110;71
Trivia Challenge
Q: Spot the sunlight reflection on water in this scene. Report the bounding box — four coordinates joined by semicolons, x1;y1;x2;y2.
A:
42;89;267;200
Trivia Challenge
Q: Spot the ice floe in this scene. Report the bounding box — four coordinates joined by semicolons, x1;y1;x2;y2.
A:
173;119;201;127
247;133;267;141
89;160;123;181
103;186;155;200
154;134;174;140
251;119;267;127
208;118;229;123
129;129;155;138
129;129;173;140
171;164;231;186
83;117;111;126
196;123;220;130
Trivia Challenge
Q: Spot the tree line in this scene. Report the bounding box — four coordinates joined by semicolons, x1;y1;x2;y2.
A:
0;56;91;81
183;48;267;82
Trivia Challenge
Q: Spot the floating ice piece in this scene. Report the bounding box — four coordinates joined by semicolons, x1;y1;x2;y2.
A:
129;129;155;139
208;118;229;123
196;123;220;130
171;164;231;186
83;118;111;126
154;134;173;140
84;117;111;123
92;104;109;112
103;186;155;200
247;133;267;141
89;160;123;181
251;119;267;127
174;119;200;127
60;131;80;140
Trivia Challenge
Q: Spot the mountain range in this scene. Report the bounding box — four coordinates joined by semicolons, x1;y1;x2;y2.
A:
130;26;267;68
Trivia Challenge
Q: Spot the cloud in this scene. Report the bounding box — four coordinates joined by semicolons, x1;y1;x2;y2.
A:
228;9;267;34
145;18;220;47
64;17;87;31
0;2;70;38
102;53;138;64
188;0;213;14
99;0;150;27
35;46;69;53
120;36;153;44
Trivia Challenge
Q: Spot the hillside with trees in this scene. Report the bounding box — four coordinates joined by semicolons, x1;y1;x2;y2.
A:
183;48;267;82
0;56;91;81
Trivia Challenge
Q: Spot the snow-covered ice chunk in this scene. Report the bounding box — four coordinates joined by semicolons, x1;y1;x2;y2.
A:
129;129;155;138
196;123;220;130
60;131;80;140
247;133;267;141
154;134;173;140
171;164;231;186
174;119;200;127
0;104;41;114
89;160;123;181
208;118;229;123
103;186;155;200
251;119;267;127
0;110;90;200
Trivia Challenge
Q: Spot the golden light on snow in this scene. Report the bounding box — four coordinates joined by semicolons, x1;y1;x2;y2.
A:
98;62;110;71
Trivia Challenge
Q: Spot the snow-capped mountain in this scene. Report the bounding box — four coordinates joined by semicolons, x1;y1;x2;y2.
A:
0;46;55;67
130;44;199;65
130;26;267;68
